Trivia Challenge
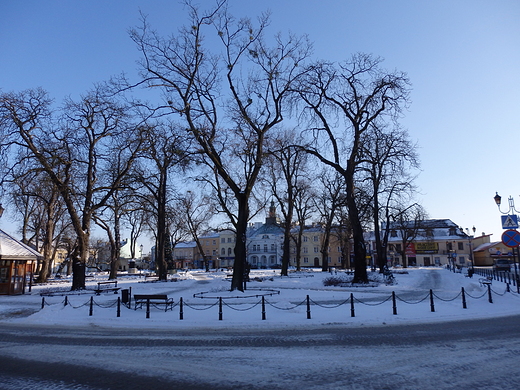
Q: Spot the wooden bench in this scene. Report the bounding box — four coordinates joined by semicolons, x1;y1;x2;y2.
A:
94;281;120;295
134;294;174;312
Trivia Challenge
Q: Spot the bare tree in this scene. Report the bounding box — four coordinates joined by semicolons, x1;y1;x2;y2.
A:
177;190;216;272
264;129;312;275
291;179;316;271
0;87;144;289
312;170;345;272
130;1;311;290
391;203;427;268
359;124;420;272
133;122;189;280
295;54;411;283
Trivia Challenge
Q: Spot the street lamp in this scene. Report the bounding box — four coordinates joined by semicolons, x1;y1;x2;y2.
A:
464;226;476;275
446;241;457;272
493;192;520;283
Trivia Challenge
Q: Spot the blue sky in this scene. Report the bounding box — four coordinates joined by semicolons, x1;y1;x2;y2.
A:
1;1;519;247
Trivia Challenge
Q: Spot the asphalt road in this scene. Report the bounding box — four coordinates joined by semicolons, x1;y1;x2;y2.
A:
1;315;520;390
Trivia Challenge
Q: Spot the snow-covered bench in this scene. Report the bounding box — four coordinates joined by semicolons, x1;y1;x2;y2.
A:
134;294;174;312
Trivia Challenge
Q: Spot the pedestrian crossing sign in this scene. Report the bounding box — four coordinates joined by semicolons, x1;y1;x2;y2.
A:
501;214;519;229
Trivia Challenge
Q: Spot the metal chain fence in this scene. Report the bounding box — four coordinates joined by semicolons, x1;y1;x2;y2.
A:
38;283;520;321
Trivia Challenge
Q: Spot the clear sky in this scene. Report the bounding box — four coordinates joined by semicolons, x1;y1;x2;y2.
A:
1;0;519;248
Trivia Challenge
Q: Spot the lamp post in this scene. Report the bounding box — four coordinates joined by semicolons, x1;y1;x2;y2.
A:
446;241;457;272
465;226;476;270
493;192;520;281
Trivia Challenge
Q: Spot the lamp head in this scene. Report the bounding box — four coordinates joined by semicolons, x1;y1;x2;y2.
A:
494;192;502;206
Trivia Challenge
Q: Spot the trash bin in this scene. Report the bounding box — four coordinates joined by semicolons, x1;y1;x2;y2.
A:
121;289;129;304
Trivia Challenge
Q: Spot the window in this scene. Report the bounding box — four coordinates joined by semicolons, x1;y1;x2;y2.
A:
314;247;319;253
303;247;308;254
425;229;433;237
271;244;275;251
458;242;464;251
221;248;225;255
221;238;225;243
212;250;217;256
303;257;309;263
391;230;397;237
303;236;308;242
396;244;402;252
228;237;232;243
459;256;465;265
262;235;269;239
264;244;268;252
228;248;232;255
213;240;216;245
313;236;319;242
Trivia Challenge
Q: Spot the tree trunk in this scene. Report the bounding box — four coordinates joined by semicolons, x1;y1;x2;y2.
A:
71;233;88;290
231;193;248;291
155;170;168;281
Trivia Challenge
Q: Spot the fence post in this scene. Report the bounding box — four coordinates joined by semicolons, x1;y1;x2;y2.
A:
89;296;94;316
350;293;355;317
146;299;151;319
306;295;311;319
392;292;397;315
261;296;266;320
64;296;68;307
41;296;45;310
506;283;510;293
429;289;435;312
179;297;184;320
219;297;223;321
487;284;493;303
461;287;467;309
117;297;121;318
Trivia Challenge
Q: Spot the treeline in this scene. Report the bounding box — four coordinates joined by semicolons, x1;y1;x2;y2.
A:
0;1;422;291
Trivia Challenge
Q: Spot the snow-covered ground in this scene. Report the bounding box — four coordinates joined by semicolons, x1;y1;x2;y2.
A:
2;267;520;329
2;268;520;390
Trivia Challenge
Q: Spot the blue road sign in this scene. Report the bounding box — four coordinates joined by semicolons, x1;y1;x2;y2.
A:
501;229;520;248
501;215;519;229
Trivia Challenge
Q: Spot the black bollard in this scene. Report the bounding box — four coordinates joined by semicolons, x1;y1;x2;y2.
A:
219;297;223;321
89;296;94;316
117;297;121;318
306;295;311;319
350;293;355;317
392;291;397;315
461;287;467;309
430;289;435;312
487;283;493;303
261;296;266;320
179;297;184;320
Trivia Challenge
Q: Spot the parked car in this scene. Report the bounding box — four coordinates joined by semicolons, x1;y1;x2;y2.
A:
493;259;511;272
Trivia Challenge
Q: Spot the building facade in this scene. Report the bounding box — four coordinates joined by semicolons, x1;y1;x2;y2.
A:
382;219;473;268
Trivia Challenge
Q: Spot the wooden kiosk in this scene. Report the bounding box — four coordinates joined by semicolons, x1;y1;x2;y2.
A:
0;229;40;295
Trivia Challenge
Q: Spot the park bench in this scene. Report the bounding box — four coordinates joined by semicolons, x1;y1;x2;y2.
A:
479;277;493;287
94;281;120;295
134;294;174;312
144;273;159;282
